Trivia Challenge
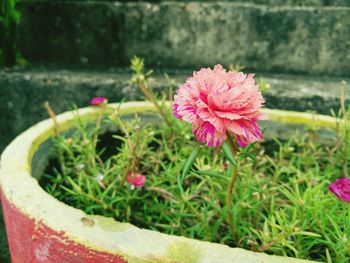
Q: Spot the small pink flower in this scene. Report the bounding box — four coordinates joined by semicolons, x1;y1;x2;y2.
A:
329;177;350;203
90;97;108;106
127;172;146;188
173;65;267;147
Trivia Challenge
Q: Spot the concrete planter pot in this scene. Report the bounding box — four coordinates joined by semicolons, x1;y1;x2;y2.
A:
0;101;337;263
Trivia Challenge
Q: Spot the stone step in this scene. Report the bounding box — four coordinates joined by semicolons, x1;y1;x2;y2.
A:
0;68;348;152
17;1;350;77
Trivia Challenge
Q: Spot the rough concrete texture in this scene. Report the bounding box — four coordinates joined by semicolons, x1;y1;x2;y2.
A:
0;68;130;152
18;1;122;67
0;68;349;154
228;0;350;5
17;1;350;77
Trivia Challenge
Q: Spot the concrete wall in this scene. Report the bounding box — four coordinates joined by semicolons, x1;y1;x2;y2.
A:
17;1;350;77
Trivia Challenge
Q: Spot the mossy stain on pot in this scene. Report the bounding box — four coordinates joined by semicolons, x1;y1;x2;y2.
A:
164;241;201;263
91;215;131;232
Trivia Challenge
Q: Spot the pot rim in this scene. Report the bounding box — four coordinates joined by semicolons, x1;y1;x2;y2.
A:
1;101;334;263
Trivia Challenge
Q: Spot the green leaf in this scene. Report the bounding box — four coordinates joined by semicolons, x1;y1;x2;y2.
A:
285;243;299;256
326;248;333;263
326;214;342;237
291;231;321;238
242;142;256;152
197;170;229;180
178;147;199;192
65;176;82;193
240;152;257;161
222;142;236;166
130;56;144;75
181;147;199;181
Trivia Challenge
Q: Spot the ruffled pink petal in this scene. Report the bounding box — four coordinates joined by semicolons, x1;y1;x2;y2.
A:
172;103;182;119
215;110;242;120
193;119;226;147
196;108;226;134
176;105;198;123
225;120;263;147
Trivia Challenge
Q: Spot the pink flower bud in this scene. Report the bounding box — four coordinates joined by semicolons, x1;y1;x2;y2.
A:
329;177;350;203
127;172;146;188
90;97;108;106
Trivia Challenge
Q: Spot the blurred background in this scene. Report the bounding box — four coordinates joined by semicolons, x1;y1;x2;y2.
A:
1;0;349;261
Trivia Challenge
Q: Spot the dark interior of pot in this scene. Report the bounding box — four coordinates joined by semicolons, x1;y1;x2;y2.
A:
31;112;162;180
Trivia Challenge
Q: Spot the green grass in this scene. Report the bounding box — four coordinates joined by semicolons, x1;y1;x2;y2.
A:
40;104;350;262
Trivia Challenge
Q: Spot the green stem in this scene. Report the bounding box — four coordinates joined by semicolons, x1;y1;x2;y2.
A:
93;107;104;149
184;197;212;239
44;101;66;176
92;105;105;169
225;133;239;242
185;199;203;220
137;77;173;129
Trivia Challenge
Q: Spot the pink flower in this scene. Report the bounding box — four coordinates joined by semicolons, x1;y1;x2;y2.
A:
329;177;350;203
173;65;267;147
90;97;108;106
126;172;146;188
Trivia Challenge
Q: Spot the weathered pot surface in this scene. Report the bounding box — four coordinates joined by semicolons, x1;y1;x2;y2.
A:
1;101;337;263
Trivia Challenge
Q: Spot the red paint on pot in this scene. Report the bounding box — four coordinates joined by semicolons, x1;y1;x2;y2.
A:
0;189;127;263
